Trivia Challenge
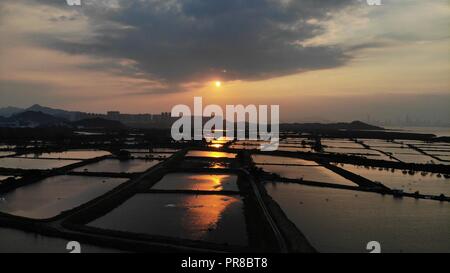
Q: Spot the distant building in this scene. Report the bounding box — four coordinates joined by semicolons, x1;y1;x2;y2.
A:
107;111;121;120
102;111;173;128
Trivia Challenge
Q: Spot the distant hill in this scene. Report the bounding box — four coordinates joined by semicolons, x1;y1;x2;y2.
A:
280;120;384;131
10;111;69;127
0;106;24;117
26;104;83;120
0;111;125;129
71;118;125;129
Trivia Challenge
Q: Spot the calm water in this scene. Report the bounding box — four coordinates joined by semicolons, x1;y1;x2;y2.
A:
386;126;450;137
19;150;110;159
130;153;172;159
340;164;450;196
89;193;248;246
186;150;237;159
393;153;437;164
437;155;450;161
152;148;179;153
126;148;179;153
0;227;122;253
0;152;15;157
324;147;379;155
0;158;80;170
0;145;16;149
359;139;405;148
229;144;260;150
363;153;398;162
152;173;239;191
73;159;159;173
265;183;450;253
0;175;13;181
423;149;450;154
321;141;364;149
372;147;436;164
0;175;127;219
180;159;231;169
251;155;318;165
257;165;356;186
276;146;312;152
375;147;421;153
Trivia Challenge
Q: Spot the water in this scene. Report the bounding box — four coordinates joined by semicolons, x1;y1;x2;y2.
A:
74;131;105;136
363;153;398;162
0;158;80;170
0;145;16;149
280;137;310;144
73;159;159;173
126;148;178;153
386;126;450;137
359;139;405;148
0;152;15;157
376;147;420;154
411;143;450;149
339;164;450;196
186;150;237;159
257;165;356;186
393;153;437;164
0;175;128;219
152;148;179;153
416;148;450;155
251;155;318;165
321;141;364;149
374;147;436;163
276;146;313;152
437;155;450;161
0;227;122;253
19;150;110;159
229;144;260;150
265;183;450;253
324;147;379;154
180;159;231;169
89;193;248;246
0;175;13;181
151;173;239;191
130;153;172;159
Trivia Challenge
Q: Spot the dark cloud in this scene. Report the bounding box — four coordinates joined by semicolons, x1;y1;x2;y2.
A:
29;0;359;88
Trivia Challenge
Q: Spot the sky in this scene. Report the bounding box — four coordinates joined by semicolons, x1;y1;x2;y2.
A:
0;0;449;124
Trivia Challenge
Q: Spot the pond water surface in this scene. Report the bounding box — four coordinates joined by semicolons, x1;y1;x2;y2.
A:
265;183;450;253
151;173;239;191
73;159;159;173
89;193;248;246
0;175;128;219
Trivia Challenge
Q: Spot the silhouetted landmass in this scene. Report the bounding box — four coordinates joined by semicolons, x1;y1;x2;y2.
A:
26;104;82;120
0;106;23;117
10;111;69;127
280;120;383;131
0;111;125;129
72;118;126;129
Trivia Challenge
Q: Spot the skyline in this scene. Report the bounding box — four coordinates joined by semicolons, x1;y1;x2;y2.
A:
1;100;449;128
0;0;449;123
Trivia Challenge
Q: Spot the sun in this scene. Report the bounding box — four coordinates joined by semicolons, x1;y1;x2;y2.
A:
215;81;222;88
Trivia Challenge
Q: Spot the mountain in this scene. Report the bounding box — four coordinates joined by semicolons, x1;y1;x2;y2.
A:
0;106;24;117
26;104;81;120
0;111;124;129
346;120;384;130
280;120;384;131
72;118;125;129
10;111;69;127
